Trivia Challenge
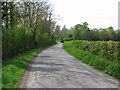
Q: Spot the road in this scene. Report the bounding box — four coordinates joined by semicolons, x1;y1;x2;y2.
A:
24;43;118;88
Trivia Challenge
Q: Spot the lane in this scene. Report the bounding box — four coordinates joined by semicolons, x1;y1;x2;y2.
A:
25;43;118;88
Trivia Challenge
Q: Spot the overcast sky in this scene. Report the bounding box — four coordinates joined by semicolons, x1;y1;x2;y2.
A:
49;0;119;30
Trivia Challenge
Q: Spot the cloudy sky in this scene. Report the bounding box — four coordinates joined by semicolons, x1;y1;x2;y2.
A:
49;0;119;30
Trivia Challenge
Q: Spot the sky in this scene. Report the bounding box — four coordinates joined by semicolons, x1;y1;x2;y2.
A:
49;0;119;30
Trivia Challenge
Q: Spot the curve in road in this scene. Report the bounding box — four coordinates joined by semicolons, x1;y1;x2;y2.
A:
24;43;118;88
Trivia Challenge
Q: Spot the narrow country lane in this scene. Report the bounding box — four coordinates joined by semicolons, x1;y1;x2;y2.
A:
24;43;118;88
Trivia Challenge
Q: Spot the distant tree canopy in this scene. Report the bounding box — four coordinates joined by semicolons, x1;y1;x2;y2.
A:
56;22;120;42
54;25;72;42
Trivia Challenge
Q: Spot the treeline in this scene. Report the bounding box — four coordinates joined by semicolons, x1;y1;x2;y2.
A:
2;1;57;60
54;22;120;42
72;22;120;41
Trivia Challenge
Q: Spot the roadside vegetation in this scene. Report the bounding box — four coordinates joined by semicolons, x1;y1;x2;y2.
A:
2;46;52;88
2;1;120;89
2;2;56;60
70;40;118;61
63;40;119;80
2;1;57;88
61;22;119;80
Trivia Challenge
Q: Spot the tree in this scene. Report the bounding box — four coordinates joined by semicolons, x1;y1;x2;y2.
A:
2;1;57;59
71;23;118;41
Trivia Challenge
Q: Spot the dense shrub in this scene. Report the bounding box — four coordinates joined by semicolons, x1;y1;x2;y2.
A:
72;40;119;61
63;41;119;79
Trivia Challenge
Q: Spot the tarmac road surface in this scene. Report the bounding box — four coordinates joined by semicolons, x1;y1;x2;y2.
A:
24;43;118;88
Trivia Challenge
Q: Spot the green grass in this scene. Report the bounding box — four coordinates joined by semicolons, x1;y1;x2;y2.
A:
2;45;52;88
63;41;119;80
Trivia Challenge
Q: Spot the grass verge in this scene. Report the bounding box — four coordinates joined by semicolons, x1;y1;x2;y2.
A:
2;45;52;88
63;41;119;80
